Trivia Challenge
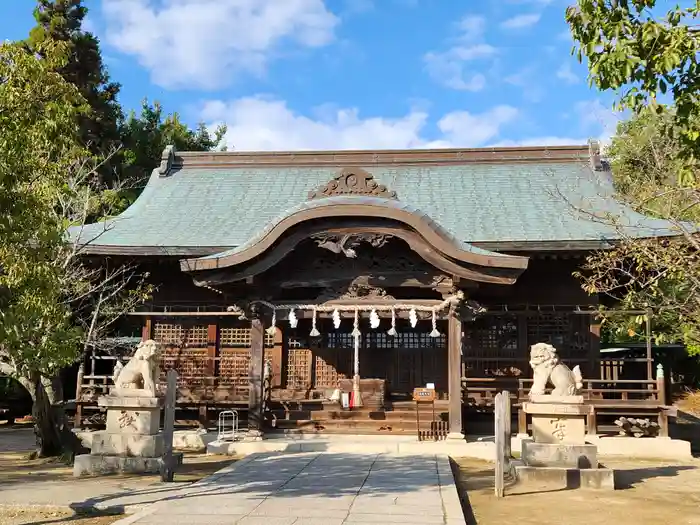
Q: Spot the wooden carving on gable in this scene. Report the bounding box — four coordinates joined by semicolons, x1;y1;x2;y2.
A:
308;168;398;200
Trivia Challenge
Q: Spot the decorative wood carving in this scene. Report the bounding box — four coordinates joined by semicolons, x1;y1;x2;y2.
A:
308;168;398;200
315;283;396;303
310;233;393;258
268;238;442;288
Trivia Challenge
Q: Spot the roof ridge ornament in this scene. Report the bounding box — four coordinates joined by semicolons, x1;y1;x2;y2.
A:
588;139;604;171
157;145;176;177
308;167;398;200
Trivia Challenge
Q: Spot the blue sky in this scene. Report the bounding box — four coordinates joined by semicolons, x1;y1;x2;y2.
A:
0;0;621;151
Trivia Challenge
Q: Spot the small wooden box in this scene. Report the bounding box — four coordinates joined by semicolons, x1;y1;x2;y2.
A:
413;387;436;403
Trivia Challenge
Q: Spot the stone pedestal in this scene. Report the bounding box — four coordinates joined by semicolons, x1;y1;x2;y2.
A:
516;395;614;490
522;395;587;445
73;391;165;477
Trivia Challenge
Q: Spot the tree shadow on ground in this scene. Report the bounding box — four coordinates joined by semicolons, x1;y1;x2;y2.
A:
51;448;452;520
613;464;697;489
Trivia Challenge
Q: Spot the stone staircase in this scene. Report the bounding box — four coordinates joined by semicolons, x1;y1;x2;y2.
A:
266;399;450;437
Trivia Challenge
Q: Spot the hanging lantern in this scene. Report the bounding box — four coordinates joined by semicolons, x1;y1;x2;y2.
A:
288;308;298;328
409;308;418;328
310;308;320;337
265;310;277;336
351;308;361;337
332;309;341;329
429;309;441;338
369;309;380;329
387;308;397;337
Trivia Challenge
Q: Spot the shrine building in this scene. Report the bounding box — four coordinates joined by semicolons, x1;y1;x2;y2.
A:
71;141;677;438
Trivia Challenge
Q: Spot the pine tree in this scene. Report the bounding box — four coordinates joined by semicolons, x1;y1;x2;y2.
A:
27;0;122;178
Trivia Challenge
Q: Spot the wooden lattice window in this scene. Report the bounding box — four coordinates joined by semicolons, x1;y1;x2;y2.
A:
153;322;208;348
314;333;353;388
160;348;210;386
219;349;250;386
462;315;521;377
220;327;275;347
286;337;312;390
526;313;590;359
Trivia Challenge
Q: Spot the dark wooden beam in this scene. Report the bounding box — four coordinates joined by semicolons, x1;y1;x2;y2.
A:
247;308;265;438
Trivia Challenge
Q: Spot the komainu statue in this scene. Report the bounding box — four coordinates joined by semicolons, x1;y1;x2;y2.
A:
528;342;583;398
112;339;161;395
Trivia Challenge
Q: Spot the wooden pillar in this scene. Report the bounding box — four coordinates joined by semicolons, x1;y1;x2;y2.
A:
142;317;152;341
247;307;265;437
447;310;463;439
206;323;217;378
588;317;601;380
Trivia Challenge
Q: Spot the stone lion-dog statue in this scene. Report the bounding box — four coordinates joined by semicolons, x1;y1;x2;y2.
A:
112;339;161;395
528;342;583;398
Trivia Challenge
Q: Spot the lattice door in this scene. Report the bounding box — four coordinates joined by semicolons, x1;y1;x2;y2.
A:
526;312;590;360
153;322;209;386
219;326;275;386
462;314;521;377
286;337;313;390
314;332;353;389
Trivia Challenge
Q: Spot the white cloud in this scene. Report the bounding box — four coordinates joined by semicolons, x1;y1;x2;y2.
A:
200;97;520;151
492;136;587;147
455;15;487;42
424;15;496;91
504;66;545;103
574;100;621;143
101;0;339;90
500;13;541;29
556;62;579;84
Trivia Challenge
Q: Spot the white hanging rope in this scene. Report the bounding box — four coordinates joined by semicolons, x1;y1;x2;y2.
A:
352;307;361;407
351;308;361;337
387;308;397;337
430;309;440;338
309;308;320;337
265;311;277;336
248;291;464;315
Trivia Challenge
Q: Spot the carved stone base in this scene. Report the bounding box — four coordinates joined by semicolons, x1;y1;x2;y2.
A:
73;454;163;477
523;401;588;445
90;431;164;457
514;465;615;490
99;395;163;435
522;442;597;469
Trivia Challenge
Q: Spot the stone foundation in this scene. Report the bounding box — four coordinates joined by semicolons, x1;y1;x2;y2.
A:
517;395;615;491
73;393;165;477
514;464;615;490
522;441;597;469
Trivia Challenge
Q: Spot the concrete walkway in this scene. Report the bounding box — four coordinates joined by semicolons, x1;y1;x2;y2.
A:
116;452;466;525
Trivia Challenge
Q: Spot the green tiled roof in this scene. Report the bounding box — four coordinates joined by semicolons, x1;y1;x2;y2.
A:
71;158;679;253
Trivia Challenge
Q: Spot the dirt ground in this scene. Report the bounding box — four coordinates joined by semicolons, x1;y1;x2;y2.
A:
0;508;122;525
453;456;700;525
0;425;237;525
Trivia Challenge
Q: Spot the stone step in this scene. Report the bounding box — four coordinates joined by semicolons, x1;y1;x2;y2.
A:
270;418;448;433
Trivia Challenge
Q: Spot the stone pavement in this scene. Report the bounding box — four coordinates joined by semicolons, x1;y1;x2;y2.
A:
116;452;466;525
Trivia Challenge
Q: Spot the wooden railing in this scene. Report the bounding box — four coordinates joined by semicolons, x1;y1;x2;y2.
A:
516;378;662;403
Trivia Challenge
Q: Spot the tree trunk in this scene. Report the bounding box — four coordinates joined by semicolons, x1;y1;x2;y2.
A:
25;372;84;460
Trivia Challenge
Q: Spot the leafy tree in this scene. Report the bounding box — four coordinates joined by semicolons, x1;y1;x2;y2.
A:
119;100;226;196
0;41;151;458
574;110;700;355
26;0;122;178
567;1;700;359
567;0;700;169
